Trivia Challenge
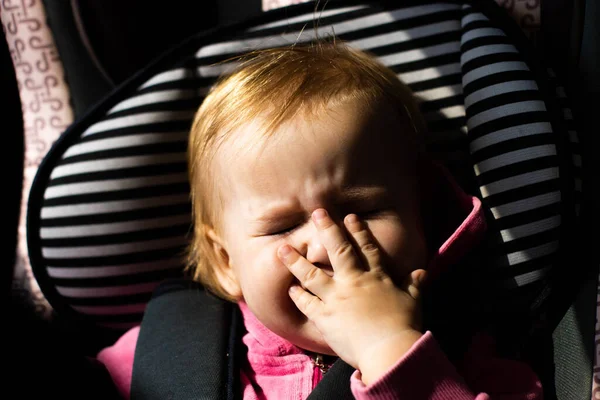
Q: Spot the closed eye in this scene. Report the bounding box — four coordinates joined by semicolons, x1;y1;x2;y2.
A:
266;210;384;236
268;224;300;237
355;209;382;218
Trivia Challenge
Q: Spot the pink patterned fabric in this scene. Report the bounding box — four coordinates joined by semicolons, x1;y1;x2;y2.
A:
1;0;74;319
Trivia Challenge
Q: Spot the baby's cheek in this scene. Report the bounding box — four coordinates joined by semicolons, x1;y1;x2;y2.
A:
368;222;401;259
371;222;424;281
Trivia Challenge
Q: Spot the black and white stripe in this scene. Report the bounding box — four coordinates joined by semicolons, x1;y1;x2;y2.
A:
28;1;580;330
460;4;567;289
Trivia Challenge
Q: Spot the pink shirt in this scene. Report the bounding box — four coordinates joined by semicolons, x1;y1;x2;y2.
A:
97;163;543;399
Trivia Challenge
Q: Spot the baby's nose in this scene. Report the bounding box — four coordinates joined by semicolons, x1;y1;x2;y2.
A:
305;237;333;275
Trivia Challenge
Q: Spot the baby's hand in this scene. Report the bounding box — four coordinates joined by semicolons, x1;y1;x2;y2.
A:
278;209;426;385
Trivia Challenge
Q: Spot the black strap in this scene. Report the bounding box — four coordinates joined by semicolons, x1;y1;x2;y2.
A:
307;360;355;400
131;279;359;399
131;279;242;400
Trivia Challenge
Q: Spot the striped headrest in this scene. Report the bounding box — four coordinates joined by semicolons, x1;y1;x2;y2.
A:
27;0;581;334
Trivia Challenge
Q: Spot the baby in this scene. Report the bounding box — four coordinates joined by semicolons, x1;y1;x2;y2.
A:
98;42;543;399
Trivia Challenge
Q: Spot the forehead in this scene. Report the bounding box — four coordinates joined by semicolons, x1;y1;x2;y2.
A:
214;100;417;214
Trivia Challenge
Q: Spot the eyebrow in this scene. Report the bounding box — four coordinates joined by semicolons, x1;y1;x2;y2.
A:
254;186;388;224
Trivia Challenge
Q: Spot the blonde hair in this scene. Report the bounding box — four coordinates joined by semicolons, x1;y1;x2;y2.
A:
187;41;425;301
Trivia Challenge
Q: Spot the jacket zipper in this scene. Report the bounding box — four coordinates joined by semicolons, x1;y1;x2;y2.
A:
312;362;322;390
312;354;330;374
311;353;330;390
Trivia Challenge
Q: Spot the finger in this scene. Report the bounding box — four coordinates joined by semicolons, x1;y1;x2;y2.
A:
278;244;331;298
312;209;362;274
344;214;381;272
400;269;427;300
288;284;322;319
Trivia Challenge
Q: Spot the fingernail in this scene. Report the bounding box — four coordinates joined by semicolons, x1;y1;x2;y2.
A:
289;285;298;294
313;209;327;221
278;245;293;260
346;214;359;224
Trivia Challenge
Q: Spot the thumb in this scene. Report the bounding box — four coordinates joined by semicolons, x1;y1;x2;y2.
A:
402;269;427;300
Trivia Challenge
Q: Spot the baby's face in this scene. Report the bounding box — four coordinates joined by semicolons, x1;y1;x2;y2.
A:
214;100;428;355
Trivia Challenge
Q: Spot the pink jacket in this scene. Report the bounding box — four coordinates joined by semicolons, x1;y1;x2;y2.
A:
238;299;542;400
97;164;543;399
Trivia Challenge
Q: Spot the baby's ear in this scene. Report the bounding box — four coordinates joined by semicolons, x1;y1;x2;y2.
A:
205;227;243;299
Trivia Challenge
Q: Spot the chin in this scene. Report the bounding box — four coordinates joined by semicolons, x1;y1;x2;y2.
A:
286;320;337;356
302;343;337;357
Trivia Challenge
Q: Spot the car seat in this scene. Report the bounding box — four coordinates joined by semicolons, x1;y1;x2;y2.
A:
9;0;595;398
